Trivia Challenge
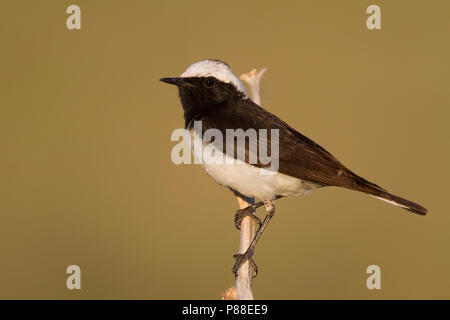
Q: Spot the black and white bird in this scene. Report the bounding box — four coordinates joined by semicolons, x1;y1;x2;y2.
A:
160;59;427;276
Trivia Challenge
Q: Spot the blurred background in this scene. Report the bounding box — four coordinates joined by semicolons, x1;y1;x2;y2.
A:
1;0;449;299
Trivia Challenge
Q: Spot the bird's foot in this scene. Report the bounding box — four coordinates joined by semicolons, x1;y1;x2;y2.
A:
232;249;258;279
234;206;261;230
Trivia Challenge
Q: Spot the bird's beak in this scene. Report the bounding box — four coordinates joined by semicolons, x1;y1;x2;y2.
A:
160;77;183;86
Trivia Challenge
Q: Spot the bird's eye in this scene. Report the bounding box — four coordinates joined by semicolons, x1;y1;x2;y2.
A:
204;77;216;88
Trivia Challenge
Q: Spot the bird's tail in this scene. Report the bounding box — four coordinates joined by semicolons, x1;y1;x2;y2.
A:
370;192;427;215
345;172;427;215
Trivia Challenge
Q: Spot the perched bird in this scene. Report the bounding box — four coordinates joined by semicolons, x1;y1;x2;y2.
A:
160;59;427;276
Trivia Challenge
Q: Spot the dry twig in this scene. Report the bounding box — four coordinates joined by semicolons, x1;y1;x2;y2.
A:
221;67;267;300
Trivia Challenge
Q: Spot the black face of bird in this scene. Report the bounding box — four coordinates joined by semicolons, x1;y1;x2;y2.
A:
160;76;244;113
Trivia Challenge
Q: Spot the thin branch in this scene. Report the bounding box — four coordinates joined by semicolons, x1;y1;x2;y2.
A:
234;195;256;300
240;68;267;106
221;68;267;300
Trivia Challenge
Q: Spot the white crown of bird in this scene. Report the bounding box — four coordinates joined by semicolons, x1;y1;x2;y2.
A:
179;59;247;98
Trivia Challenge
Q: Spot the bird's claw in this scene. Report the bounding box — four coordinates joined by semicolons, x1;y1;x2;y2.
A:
234;207;261;230
232;250;258;279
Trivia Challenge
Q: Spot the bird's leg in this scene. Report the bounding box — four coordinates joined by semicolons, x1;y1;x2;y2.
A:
234;201;264;230
234;196;281;229
232;199;277;278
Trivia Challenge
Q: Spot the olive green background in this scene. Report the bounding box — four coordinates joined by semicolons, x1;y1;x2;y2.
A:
1;0;449;299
